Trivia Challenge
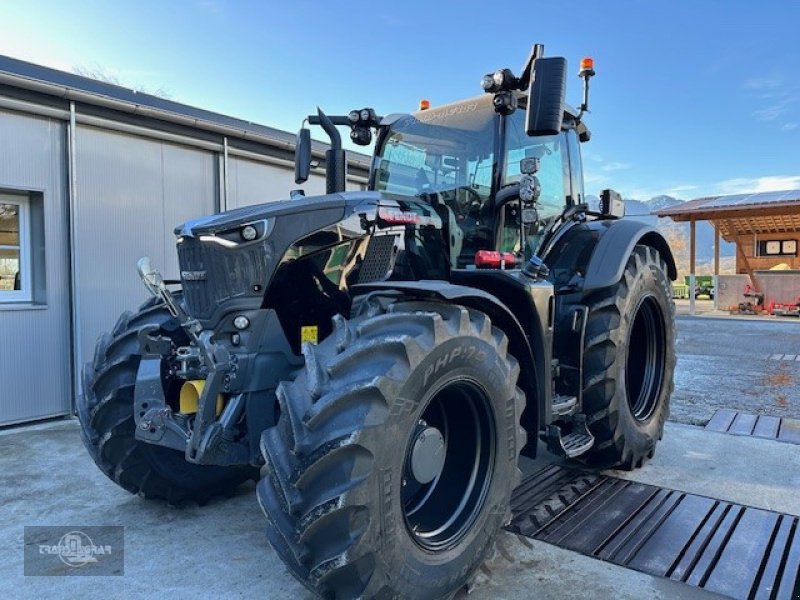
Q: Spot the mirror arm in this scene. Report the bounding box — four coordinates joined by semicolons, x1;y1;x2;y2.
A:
518;43;545;90
316;108;342;150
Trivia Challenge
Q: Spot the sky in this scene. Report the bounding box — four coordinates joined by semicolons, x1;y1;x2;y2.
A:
1;0;798;201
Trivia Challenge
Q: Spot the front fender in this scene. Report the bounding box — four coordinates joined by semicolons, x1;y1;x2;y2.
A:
352;279;545;457
583;219;677;291
545;218;677;293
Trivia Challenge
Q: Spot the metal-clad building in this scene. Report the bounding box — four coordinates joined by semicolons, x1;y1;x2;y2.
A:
0;55;370;426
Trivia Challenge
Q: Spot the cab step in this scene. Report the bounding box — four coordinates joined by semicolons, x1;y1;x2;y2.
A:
552;394;578;417
542;414;595;458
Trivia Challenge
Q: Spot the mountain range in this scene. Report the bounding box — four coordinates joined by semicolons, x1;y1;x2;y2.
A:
584;194;736;275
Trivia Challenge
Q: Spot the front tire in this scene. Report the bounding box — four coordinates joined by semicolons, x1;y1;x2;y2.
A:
78;297;258;504
581;245;676;469
257;299;525;599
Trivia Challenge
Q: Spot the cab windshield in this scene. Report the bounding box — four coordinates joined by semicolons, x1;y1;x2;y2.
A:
372;95;497;216
372;95;575;264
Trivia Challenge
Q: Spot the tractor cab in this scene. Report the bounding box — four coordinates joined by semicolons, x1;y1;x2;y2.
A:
371;94;588;268
295;46;604;274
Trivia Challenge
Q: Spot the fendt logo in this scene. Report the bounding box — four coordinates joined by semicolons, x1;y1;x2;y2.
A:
181;270;207;281
39;530;113;567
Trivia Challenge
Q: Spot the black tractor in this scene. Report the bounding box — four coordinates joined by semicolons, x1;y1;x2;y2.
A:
78;45;676;599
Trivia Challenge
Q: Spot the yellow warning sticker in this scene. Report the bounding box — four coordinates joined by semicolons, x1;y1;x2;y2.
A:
300;325;319;344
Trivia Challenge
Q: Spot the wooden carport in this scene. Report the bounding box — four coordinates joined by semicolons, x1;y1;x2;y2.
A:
655;190;800;315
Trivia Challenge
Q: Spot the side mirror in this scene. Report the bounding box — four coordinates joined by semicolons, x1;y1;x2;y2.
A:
525;57;567;136
294;128;311;184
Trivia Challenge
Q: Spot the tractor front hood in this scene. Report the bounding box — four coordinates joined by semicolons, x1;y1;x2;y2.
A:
172;191;441;325
175;191;383;238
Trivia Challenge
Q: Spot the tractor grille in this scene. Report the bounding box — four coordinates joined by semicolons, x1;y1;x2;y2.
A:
177;238;273;320
357;235;396;284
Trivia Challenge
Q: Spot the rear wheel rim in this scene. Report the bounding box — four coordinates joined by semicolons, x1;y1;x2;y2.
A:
401;378;496;551
626;294;667;421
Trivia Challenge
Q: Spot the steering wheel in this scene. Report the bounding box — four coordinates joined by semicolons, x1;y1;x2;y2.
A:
453;186;484;217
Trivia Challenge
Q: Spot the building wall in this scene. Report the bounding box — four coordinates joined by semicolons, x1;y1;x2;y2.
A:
716;274;753;310
73;125;219;371
0;99;368;425
732;231;800;272
0;109;71;425
227;155;361;209
755;270;800;305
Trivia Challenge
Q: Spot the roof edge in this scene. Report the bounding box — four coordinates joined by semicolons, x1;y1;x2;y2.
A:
0;54;372;168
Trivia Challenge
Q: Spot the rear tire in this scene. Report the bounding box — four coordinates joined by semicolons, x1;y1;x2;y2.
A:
257;298;525;599
581;245;675;470
78;297;258;504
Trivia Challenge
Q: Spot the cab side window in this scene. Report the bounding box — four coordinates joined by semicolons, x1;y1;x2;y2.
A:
504;111;570;220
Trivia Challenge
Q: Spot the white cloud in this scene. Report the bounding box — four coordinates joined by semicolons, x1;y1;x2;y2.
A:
742;73;798;124
714;175;800;195
753;97;795;121
197;0;224;14
583;171;610;189
595;175;800;203
743;75;784;91
602;182;698;202
664;184;699;197
782;122;799;131
583;158;632;192
600;161;632;172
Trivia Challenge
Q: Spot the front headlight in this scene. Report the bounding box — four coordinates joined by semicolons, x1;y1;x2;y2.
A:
195;219;269;247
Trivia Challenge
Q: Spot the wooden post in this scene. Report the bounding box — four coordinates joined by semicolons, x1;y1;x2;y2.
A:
714;221;720;310
726;219;759;292
689;218;696;315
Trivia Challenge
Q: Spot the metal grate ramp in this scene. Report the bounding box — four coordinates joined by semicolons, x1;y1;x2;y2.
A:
508;465;800;600
705;409;800;445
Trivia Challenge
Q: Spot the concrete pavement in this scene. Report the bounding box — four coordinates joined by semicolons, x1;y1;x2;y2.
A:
1;418;797;599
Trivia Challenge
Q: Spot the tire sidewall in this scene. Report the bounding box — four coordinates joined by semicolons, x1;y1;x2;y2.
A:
612;254;674;450
80;298;256;499
363;335;518;598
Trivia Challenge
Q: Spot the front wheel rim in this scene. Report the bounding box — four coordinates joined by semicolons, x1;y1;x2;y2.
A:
401;378;496;551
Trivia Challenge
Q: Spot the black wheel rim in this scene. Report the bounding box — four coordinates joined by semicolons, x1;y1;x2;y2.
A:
401;378;496;551
626;294;667;421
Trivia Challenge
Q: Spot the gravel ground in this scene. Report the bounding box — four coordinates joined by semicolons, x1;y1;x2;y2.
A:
671;315;800;425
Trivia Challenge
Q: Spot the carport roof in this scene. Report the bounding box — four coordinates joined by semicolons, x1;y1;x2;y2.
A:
654;189;800;238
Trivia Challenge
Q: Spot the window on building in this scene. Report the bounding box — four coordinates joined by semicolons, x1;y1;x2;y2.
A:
756;239;798;257
0;194;31;302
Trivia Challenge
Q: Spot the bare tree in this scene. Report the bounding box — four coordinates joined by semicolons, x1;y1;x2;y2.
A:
72;65;172;99
659;219;689;279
